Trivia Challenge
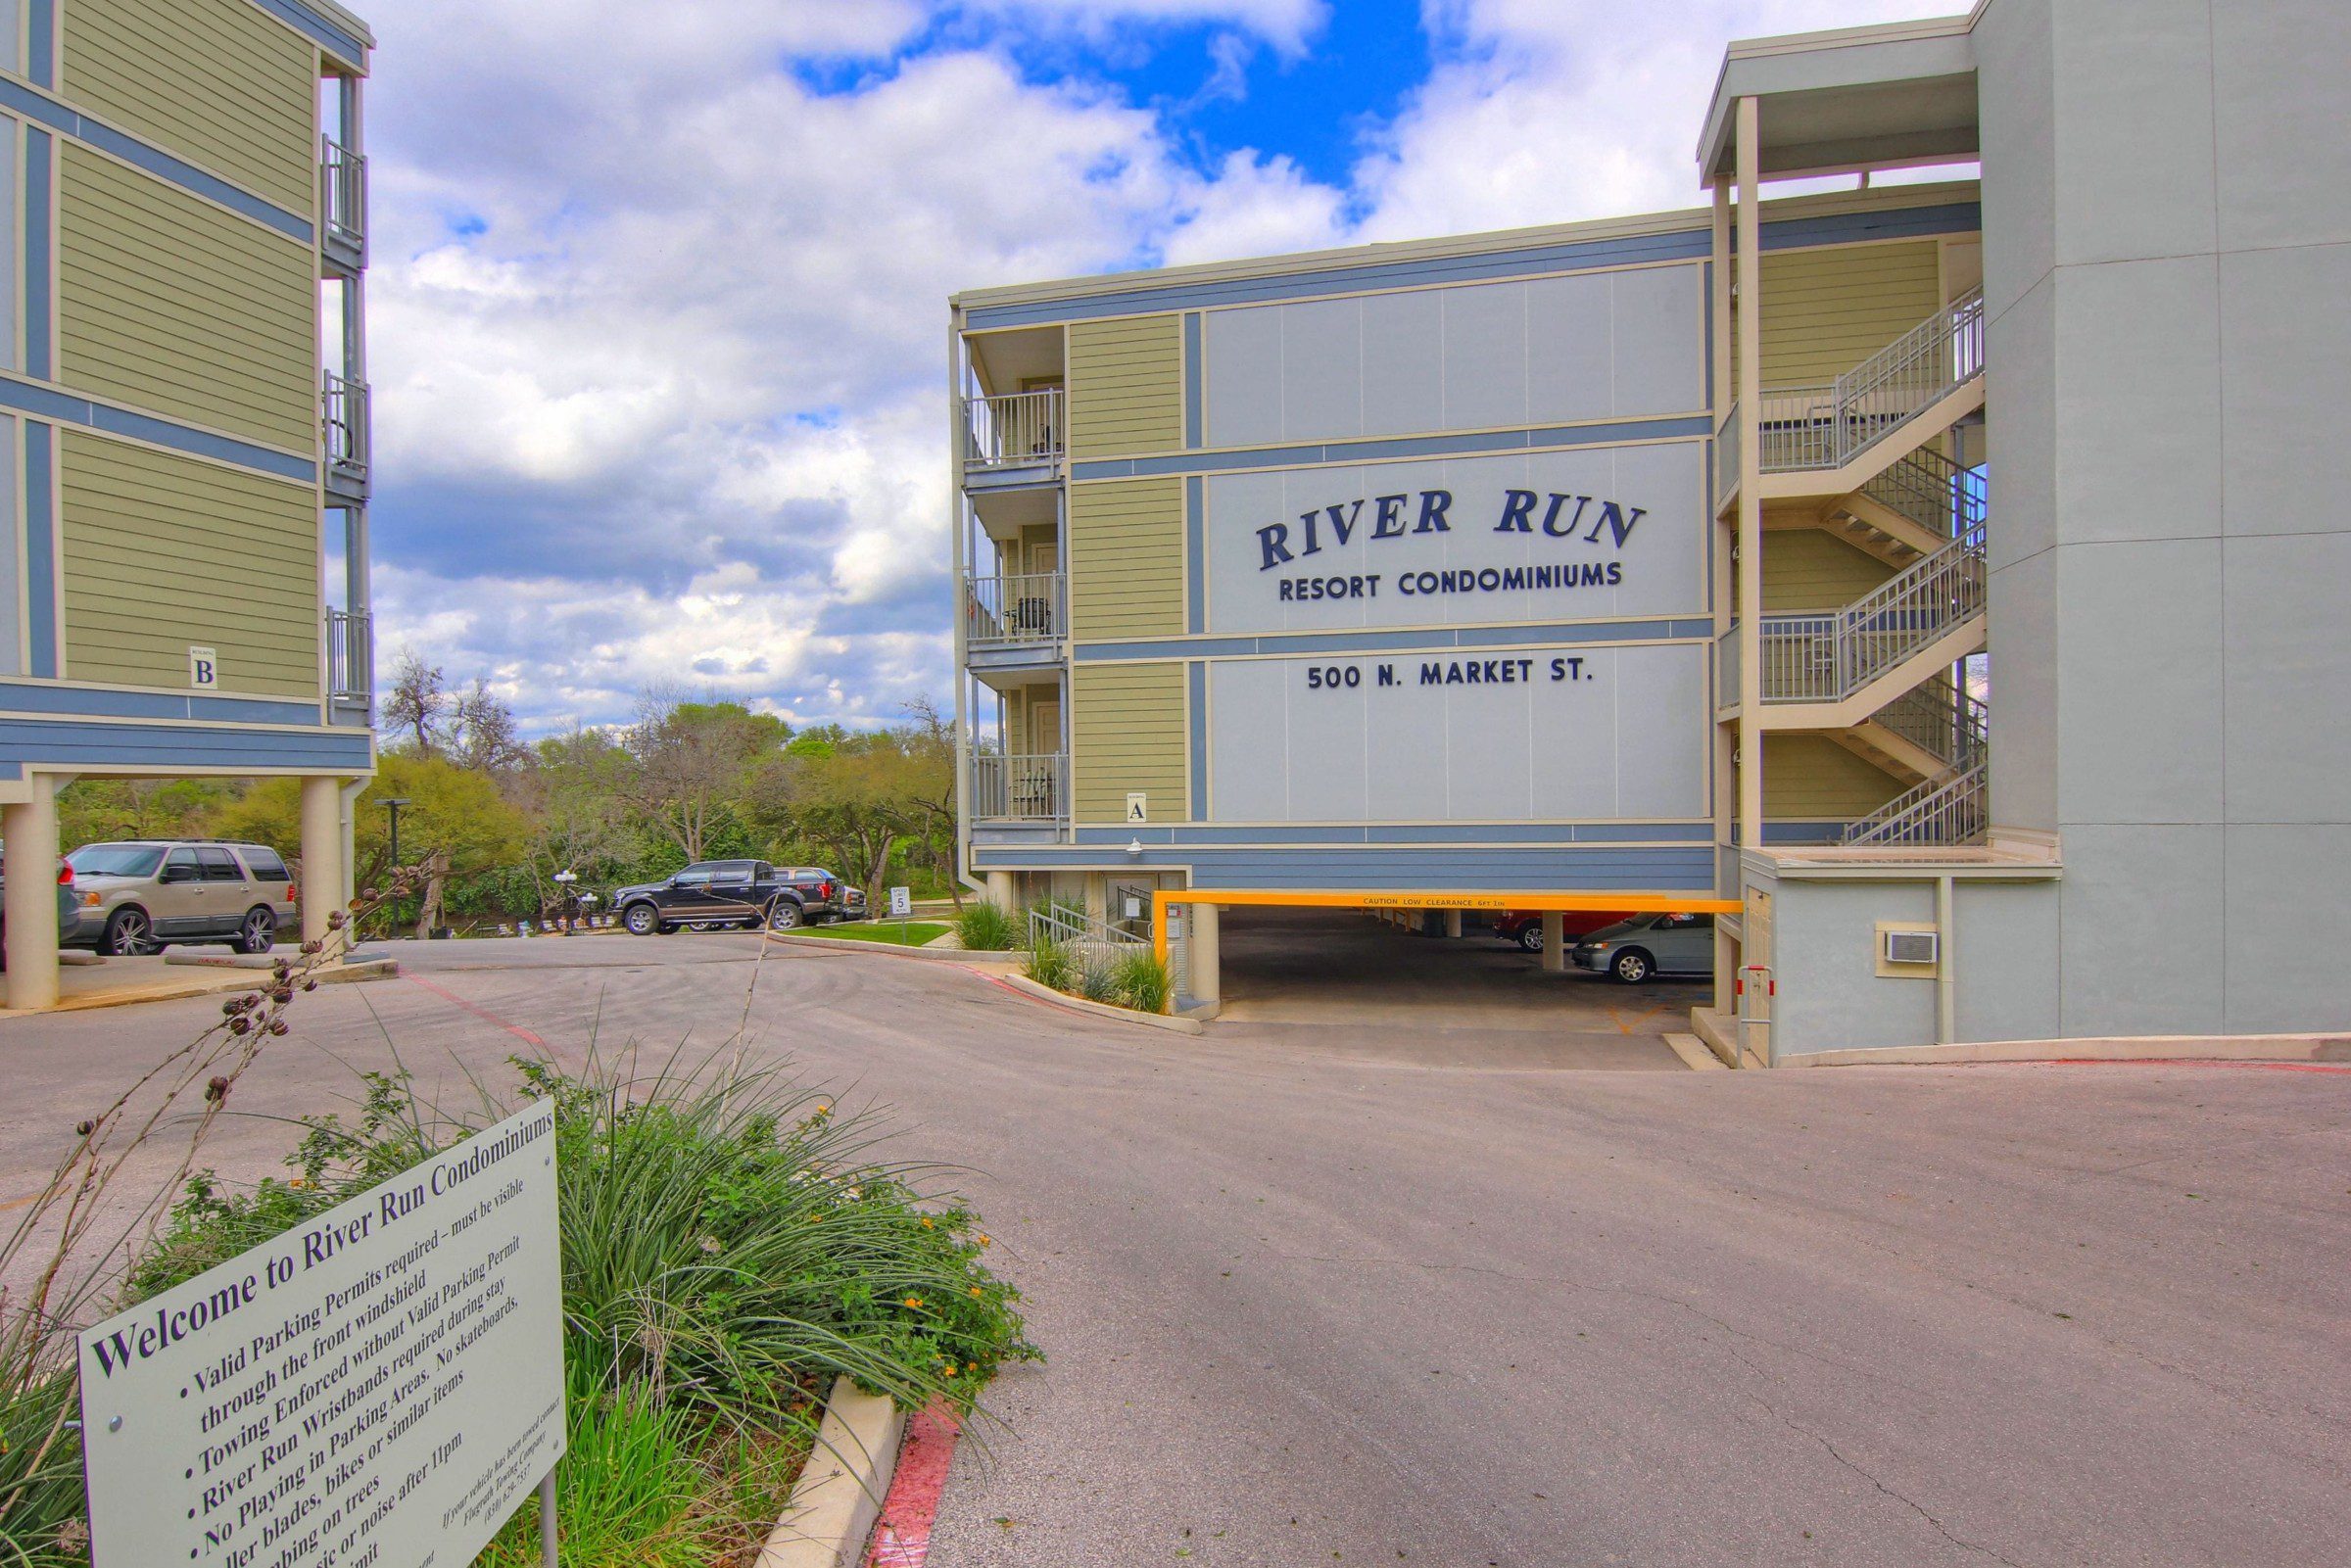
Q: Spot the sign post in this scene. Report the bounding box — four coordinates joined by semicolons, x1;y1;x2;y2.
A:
77;1101;567;1568
888;884;911;942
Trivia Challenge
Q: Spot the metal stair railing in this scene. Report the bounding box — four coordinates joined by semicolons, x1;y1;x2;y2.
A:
1755;508;1987;704
1842;762;1989;847
1855;447;1985;540
1755;285;1985;475
1871;675;1987;773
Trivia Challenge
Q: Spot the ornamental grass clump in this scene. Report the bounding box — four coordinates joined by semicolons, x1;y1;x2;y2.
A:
1022;934;1077;993
952;900;1018;951
1111;949;1174;1015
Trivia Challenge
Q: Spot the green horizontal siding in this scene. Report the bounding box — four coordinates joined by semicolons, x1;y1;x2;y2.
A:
1760;529;1895;612
1764;735;1903;821
1069;314;1183;457
61;0;318;213
1072;662;1187;823
1738;239;1947;389
61;431;320;699
1070;477;1184;640
60;143;317;451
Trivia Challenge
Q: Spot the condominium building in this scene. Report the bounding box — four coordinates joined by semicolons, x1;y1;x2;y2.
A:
951;0;2349;1063
0;0;375;1004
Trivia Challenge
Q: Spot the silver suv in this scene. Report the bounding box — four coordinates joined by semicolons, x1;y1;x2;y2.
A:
63;840;297;957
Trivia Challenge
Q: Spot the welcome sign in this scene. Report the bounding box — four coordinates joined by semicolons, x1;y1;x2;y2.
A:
1202;442;1705;635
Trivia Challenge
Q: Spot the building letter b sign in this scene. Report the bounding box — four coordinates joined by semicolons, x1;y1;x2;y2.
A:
188;646;218;689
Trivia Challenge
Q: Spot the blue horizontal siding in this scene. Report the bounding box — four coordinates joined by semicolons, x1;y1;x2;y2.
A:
0;376;316;484
1074;617;1716;663
1071;823;1711;847
972;843;1715;892
1073;415;1710;481
0;717;372;771
964;203;1980;329
0;684;321;726
247;0;370;66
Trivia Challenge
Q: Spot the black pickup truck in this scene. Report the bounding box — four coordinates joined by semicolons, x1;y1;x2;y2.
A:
612;860;843;935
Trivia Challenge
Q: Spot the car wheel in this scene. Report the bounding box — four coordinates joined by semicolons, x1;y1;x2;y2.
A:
622;902;660;936
103;906;158;957
1611;948;1654;984
766;900;802;932
233;907;276;955
1515;926;1543;953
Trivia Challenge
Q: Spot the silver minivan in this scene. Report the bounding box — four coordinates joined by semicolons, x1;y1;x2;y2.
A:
1569;912;1713;984
63;840;298;956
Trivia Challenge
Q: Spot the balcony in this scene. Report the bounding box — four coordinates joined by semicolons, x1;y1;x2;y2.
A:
970;751;1067;823
323;371;369;500
961;389;1063;485
320;133;366;271
964;570;1064;649
326;607;372;714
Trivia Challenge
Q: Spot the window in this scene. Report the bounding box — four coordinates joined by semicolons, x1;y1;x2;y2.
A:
711;862;753;886
673;868;714;887
69;844;164;879
164;848;200;881
240;846;291;882
198;847;244;881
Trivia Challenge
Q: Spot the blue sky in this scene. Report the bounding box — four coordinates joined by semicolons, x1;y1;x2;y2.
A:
357;0;1963;736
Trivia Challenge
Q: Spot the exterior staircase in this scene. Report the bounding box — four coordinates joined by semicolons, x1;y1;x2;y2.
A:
1828;674;1985;784
1843;761;1989;847
1722;285;1986;508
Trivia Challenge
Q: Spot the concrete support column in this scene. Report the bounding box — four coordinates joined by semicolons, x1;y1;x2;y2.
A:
1443;909;1463;939
1190;901;1221;1005
1083;872;1108;927
4;778;63;1009
1540;912;1565;974
984;871;1016;909
1735;95;1764;857
300;776;345;948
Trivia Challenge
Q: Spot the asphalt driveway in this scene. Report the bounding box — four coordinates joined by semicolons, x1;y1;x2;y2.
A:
2;933;2343;1566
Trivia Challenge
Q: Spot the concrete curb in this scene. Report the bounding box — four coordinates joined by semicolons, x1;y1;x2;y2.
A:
1779;1033;2351;1069
756;1377;907;1568
1663;1032;1727;1070
764;930;1014;965
0;956;398;1019
995;972;1205;1034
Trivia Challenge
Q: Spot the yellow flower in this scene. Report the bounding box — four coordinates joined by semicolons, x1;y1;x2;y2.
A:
977;1233;991;1248
968;1286;984;1299
903;1296;925;1308
920;1217;935;1229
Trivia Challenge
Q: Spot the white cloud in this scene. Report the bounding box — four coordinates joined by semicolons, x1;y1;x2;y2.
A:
359;0;1972;736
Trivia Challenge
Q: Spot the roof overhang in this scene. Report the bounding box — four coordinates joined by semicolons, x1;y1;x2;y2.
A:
1698;13;1980;185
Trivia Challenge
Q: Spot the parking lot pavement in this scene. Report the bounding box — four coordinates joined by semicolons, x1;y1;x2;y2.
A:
1207;907;1702;1069
4;932;2346;1567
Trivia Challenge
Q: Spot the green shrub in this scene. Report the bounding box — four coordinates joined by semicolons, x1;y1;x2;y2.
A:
1111;949;1173;1015
1076;957;1120;1004
1022;935;1077;993
954;900;1019;951
475;1367;709;1568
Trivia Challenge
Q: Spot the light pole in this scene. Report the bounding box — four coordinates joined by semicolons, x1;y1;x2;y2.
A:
378;796;410;940
552;869;577;935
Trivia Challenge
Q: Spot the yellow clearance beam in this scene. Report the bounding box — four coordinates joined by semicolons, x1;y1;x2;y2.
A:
1150;888;1744;961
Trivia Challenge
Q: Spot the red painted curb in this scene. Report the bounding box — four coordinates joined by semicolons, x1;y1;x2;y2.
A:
864;1401;962;1567
2030;1057;2351;1074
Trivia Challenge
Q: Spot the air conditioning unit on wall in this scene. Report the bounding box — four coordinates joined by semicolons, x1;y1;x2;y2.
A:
1884;929;1940;967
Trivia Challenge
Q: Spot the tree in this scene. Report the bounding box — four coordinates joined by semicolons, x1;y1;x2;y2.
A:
743;724;943;908
507;727;642;916
449;680;527;776
211;753;528;936
623;689;790;863
382;651;452;756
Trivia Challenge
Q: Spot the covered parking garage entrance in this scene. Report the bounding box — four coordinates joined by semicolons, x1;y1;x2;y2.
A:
1153;890;1742;1068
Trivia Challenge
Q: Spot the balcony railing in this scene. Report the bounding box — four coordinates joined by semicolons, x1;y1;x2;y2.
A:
970;751;1067;822
326;608;372;702
962;389;1063;471
1749;518;1987;705
321;134;366;257
323;372;369;489
1873;676;1987;774
964;571;1065;646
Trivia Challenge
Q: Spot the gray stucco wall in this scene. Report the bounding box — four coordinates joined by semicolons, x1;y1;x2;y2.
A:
1978;0;2351;1039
